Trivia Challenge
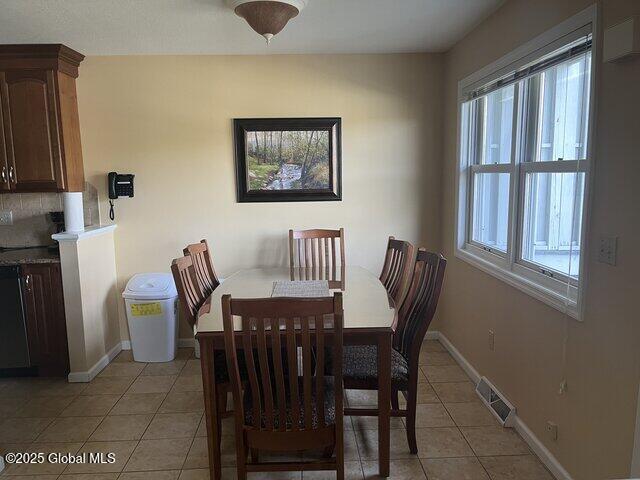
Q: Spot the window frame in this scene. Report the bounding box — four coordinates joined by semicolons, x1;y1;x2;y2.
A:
466;83;519;260
454;6;598;320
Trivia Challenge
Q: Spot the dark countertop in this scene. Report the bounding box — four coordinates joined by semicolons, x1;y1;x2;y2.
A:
0;247;60;266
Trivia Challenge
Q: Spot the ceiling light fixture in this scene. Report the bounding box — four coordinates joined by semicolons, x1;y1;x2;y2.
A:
226;0;307;44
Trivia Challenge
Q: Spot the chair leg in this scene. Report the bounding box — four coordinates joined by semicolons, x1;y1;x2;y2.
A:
236;438;247;480
236;460;247;480
336;440;345;480
250;448;259;463
391;388;399;412
405;388;418;454
216;419;223;456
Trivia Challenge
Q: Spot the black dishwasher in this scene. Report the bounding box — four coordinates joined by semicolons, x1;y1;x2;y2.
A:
0;266;32;370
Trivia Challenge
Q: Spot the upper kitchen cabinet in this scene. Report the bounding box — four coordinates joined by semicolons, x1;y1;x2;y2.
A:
0;44;85;193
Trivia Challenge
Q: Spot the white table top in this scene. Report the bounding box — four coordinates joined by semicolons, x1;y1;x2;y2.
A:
196;266;396;333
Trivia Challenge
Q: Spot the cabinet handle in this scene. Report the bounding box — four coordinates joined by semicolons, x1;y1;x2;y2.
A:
1;166;6;183
25;274;31;292
8;166;14;183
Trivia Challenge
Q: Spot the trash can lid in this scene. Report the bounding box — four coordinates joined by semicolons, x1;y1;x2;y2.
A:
123;273;178;300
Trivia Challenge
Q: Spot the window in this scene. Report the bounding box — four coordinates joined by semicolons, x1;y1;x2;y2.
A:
466;84;515;255
456;26;594;318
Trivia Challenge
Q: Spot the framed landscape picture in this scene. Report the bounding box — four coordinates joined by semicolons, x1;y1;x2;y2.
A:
234;118;342;202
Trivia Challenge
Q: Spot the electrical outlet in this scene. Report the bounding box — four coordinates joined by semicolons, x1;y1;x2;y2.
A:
598;236;618;266
0;210;13;226
546;421;558;441
558;379;568;395
488;330;495;351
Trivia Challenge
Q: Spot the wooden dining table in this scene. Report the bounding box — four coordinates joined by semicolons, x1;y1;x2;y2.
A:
196;266;397;479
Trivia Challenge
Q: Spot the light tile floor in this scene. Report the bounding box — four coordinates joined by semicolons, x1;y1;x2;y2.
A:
0;340;554;479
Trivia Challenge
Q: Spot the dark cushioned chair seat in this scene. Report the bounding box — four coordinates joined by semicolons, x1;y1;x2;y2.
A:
243;377;336;429
327;345;409;389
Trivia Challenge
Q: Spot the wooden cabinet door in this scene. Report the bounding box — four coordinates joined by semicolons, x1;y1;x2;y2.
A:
1;70;65;192
22;264;69;377
0;73;10;191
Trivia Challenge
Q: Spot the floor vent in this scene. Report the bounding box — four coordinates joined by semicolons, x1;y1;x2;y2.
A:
476;376;516;427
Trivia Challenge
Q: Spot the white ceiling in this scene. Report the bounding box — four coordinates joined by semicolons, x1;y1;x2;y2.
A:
0;0;503;55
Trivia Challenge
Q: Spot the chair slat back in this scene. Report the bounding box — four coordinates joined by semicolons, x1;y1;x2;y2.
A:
395;249;446;360
183;239;220;297
171;255;206;328
289;228;345;271
379;236;415;306
222;294;344;434
289;265;346;290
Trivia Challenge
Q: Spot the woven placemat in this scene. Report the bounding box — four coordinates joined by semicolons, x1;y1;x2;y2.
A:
271;280;330;298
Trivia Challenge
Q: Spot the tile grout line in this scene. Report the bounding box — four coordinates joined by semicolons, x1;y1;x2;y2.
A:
60;361;143;476
180;437;198;473
418;456;431;480
350;412;366;480
69;355;148;476
119;356;184;476
422;355;485;475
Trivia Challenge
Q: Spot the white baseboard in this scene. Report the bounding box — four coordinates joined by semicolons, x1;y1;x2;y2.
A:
424;331;440;341
67;341;122;383
435;330;481;384
178;338;196;348
68;336;198;383
514;414;573;480
429;330;572;480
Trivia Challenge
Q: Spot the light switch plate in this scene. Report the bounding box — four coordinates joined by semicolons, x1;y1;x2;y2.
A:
598;236;618;266
0;210;13;226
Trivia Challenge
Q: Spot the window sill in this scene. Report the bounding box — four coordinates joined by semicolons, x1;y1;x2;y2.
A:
455;246;581;320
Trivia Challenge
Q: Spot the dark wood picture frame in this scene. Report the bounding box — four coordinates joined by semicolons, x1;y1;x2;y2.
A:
234;118;342;203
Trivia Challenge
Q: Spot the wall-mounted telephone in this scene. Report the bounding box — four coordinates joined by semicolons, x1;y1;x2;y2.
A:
107;172;135;220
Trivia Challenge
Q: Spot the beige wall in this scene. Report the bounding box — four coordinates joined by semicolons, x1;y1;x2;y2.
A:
75;54;443;340
58;229;120;378
77;231;121;369
437;1;640;479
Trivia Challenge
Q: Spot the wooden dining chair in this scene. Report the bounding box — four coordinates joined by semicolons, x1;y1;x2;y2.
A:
339;249;446;454
171;255;207;328
183;239;220;298
171;255;231;417
379;236;415;307
222;293;345;480
289;228;345;270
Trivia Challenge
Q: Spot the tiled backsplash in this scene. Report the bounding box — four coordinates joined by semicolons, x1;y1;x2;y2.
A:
0;182;100;248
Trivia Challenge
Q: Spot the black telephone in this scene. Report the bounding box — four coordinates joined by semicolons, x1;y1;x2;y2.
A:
107;172;135;220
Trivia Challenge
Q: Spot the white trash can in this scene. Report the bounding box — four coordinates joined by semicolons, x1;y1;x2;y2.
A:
123;273;179;363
